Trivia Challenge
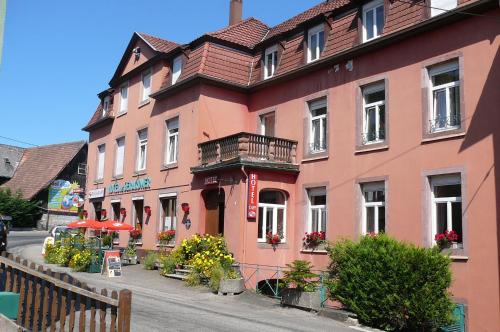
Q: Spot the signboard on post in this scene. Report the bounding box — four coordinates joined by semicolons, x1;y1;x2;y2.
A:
102;250;122;277
247;173;258;219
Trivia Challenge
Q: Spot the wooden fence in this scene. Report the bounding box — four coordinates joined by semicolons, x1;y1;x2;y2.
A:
0;252;131;331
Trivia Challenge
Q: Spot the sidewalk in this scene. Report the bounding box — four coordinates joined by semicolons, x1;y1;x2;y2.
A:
19;244;356;332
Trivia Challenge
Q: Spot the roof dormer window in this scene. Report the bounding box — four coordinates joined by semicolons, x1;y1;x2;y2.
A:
264;45;278;79
307;24;325;63
102;96;111;117
172;56;183;85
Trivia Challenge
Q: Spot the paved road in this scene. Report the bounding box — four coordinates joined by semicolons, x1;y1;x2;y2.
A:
7;230;48;254
9;231;358;332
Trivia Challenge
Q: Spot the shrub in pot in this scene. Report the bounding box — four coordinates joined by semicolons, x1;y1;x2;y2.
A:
327;234;454;331
209;262;244;294
123;243;137;265
143;251;158;270
281;260;321;311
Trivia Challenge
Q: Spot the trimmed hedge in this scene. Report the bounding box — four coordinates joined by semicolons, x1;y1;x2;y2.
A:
327;234;454;331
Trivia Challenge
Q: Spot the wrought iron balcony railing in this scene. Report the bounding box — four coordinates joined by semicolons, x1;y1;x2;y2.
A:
429;114;461;133
193;132;298;173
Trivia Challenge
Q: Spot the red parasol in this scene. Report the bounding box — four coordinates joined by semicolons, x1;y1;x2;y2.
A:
99;221;134;231
67;220;102;229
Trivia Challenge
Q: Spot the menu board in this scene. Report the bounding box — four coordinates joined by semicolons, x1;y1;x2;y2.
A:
102;250;122;277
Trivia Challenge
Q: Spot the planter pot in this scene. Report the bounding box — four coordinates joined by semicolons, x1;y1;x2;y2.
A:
122;255;137;265
281;289;321;311
218;278;245;295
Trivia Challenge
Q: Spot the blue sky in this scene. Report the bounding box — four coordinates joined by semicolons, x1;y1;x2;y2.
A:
0;0;321;147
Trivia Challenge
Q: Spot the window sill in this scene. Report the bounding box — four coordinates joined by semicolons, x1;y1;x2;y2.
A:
450;255;468;261
421;131;465;144
156;243;175;248
93;180;104;185
116;111;127;118
134;241;143;246
257;243;289;249
302;155;328;163
134;171;147;176
161;163;178;171
138;99;151;108
355;144;389;154
112;175;124;180
300;249;328;255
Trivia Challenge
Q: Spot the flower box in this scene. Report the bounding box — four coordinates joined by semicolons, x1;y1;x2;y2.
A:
218;278;245;295
281;289;321;311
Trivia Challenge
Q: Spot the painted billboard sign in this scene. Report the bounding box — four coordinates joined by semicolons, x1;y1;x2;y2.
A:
108;177;151;194
247;173;258;219
48;180;84;212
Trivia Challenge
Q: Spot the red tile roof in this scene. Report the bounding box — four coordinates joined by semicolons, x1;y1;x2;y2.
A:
137;33;180;53
264;0;350;41
206;18;269;48
2;141;87;200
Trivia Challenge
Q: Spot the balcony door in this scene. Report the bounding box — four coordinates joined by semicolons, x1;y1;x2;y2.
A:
260;112;275;137
203;189;225;236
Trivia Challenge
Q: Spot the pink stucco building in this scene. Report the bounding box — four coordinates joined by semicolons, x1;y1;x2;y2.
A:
83;0;500;330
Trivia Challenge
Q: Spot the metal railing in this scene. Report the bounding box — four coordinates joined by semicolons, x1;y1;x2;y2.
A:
429;114;461;132
0;252;132;331
198;132;298;166
237;263;328;307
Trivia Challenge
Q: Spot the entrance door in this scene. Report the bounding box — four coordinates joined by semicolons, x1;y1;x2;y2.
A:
203;189;225;236
92;201;102;221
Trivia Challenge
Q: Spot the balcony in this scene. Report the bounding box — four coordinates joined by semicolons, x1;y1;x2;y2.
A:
191;132;299;173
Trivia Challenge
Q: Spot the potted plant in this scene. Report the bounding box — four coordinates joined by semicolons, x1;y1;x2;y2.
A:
123;243;138;265
435;230;459;250
209;263;245;295
280;260;321;311
303;231;326;250
266;232;282;249
157;230;176;245
129;229;142;244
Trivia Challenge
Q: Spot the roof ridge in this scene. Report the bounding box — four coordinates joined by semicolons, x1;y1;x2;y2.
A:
26;140;86;151
208;17;268;36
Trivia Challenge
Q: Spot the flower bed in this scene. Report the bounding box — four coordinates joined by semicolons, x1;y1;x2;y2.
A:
44;233;100;272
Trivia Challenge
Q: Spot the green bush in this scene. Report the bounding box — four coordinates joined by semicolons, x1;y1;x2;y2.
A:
327;234;454;331
208;262;225;292
143;251;158;270
283;260;318;292
0;188;42;227
159;253;178;275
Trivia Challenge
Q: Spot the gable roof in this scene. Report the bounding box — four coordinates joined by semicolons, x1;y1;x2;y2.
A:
0;144;24;179
2;141;86;200
109;32;180;85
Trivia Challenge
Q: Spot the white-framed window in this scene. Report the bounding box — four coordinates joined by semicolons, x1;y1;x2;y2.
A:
307;187;327;233
119;83;128;114
430;174;462;246
141;69;152;102
430;0;458;17
260;112;275;137
114;137;125;177
159;194;177;232
362;83;386;144
258;190;287;242
264;45;278;79
77;163;87;175
363;0;385;42
172;56;183;85
136;129;148;171
96;144;105;181
309;98;327;153
428;61;460;132
102;96;110;117
307;24;325;63
361;182;385;234
165;117;179;165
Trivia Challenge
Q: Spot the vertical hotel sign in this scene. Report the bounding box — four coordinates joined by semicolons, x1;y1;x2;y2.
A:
247;173;258;219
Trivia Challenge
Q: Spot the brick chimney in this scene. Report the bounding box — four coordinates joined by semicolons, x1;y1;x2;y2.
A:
229;0;242;26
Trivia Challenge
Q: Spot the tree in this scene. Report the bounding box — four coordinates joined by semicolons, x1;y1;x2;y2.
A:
0;188;42;227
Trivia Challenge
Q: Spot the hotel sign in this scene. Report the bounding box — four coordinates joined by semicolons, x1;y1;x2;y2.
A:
88;188;105;199
108;177;151;194
247;173;258;219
